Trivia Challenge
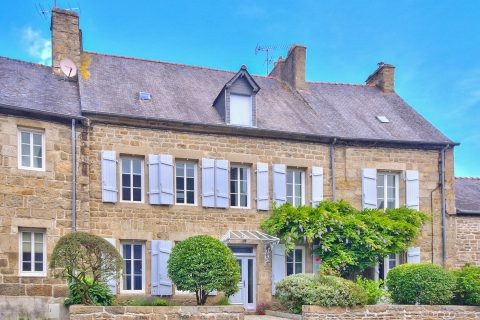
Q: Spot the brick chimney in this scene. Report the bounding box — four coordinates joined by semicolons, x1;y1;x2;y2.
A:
366;62;395;93
269;44;307;90
51;8;82;76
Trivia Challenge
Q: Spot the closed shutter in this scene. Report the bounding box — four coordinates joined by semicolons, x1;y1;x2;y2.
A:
159;155;174;205
312;244;321;274
101;150;117;203
361;168;377;209
407;247;421;264
151;240;173;296
202;158;215;207
271;244;286;295
214;160;229;208
406;170;420;210
256;163;269;211
272;164;286;205
103;238;117;295
148;155;161;204
311;167;324;207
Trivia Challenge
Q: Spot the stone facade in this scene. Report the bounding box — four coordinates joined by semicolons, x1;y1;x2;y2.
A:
451;216;480;268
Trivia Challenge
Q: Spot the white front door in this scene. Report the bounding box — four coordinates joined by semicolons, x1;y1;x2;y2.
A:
228;247;256;310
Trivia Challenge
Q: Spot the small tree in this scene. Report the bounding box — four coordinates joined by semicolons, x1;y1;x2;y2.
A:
167;235;240;305
50;232;123;305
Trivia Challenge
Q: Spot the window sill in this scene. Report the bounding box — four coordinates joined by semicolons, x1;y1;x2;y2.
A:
175;203;198;207
120;290;146;295
18;166;45;172
19;272;47;277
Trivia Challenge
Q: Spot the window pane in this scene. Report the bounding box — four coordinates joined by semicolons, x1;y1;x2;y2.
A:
132;175;141;188
295;196;301;206
33;156;42;168
22;232;32;242
122;159;131;173
287;251;294;263
34;242;43;255
23;262;31;271
35;262;43;272
295;184;301;198
287;170;293;183
239;168;246;180
230;194;237;207
22;251;31;262
125;260;131;274
132;188;141;201
287;196;293;204
247;259;253;303
186;177;194;191
377;175;384;186
294;171;301;182
133;245;142;259
122;188;131;201
186;164;194;178
377;199;384;209
230;167;237;180
21;132;30;144
387;175;395;188
134;260;142;274
176;191;185;204
231;180;237;194
176;163;184;177
240;180;247;194
21;144;30;157
295;249;302;262
287;184;293;198
387;187;395;199
34;252;43;263
295;263;302;274
387;199;395;209
287;263;293;275
122;173;131;187
240;195;247;207
132;160;142;174
32;133;42;146
123;245;131;259
22;155;30;167
134;276;142;290
186;191;194;204
176;177;184;191
124;275;131;290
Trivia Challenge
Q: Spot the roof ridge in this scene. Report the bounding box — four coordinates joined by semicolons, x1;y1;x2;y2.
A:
83;51;273;78
306;80;375;87
456;177;480;180
0;56;51;70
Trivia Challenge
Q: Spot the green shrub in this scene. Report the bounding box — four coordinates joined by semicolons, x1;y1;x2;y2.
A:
356;276;384;304
453;265;480;306
386;263;456;305
127;297;171;306
216;296;230;306
64;277;114;306
167;235;240;305
275;274;367;314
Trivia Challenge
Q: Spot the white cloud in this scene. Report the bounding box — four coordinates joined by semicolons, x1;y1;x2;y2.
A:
21;27;51;65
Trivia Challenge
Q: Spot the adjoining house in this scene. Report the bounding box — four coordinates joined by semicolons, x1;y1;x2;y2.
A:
0;7;478;318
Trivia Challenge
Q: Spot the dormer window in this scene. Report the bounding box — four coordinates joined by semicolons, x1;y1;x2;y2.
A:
230;94;252;126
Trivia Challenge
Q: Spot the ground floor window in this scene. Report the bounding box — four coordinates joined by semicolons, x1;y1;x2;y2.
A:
287;246;305;275
19;229;46;276
121;242;145;292
377;253;401;280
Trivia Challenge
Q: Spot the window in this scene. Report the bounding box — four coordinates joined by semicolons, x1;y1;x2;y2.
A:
121;242;145;292
121;158;144;202
19;229;46;276
175;161;197;205
287;246;305;275
377;173;399;209
18;128;45;170
230;165;250;208
230;94;252;126
383;253;400;279
287;169;305;206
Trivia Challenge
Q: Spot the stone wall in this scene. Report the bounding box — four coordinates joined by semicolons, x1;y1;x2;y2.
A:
302;305;480;320
452;215;480;268
69;305;244;320
0;296;68;320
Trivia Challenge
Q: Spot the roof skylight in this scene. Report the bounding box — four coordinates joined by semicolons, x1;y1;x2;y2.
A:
376;115;390;123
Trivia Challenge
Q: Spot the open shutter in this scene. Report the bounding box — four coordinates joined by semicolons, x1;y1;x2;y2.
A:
151;240;173;296
214;160;229;208
103;238;117;295
159;155;174;205
406;170;420;210
272;244;286;295
272;164;286;206
202;158;215;207
361;168;377;209
256;163;269;211
312;244;321;274
311;167;324;207
148;155;161;204
407;247;421;264
101;150;117;203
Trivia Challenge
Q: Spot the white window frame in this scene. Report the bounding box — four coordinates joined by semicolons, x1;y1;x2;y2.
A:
376;172;400;209
175;161;198;206
17;128;45;171
287;168;305;207
120;241;145;294
286;246;305;275
229;93;253;127
18;229;46;277
120;157;144;203
230;165;251;209
383;253;400;278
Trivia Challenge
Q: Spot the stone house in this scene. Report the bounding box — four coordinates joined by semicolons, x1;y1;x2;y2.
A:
0;7;477;317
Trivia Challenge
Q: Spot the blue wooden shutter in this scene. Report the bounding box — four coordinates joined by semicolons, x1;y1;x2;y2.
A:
151;240;173;296
311;167;324;207
256;162;269;211
214;160;229;208
103;237;117;295
202;158;215;207
407;247;421;264
272;164;286;205
148;155;161;204
361;168;377;209
159;155;174;205
272;244;286;295
312;244;321;274
406;170;420;210
101;150;117;203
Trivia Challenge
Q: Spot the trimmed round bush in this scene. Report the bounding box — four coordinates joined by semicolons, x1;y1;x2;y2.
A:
454;265;480;306
386;263;456;305
275;274;368;314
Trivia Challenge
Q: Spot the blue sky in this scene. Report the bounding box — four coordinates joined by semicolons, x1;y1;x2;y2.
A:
1;0;479;176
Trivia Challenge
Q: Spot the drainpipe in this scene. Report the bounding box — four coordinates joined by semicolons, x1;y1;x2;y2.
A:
330;138;337;200
71;119;77;232
440;144;450;268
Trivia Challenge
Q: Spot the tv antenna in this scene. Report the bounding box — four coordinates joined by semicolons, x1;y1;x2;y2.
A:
255;44;290;75
36;1;80;21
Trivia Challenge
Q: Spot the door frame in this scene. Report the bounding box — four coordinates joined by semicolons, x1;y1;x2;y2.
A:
229;245;256;310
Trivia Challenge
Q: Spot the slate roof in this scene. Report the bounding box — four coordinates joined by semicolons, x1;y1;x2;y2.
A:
455;178;480;214
0;57;81;118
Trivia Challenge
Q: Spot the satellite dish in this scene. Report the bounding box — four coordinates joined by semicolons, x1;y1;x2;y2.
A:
60;59;77;77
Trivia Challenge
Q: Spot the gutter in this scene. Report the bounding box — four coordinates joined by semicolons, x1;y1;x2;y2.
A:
71;119;77;231
330;138;337;200
440;144;450;268
456;209;480;216
0;103;85;121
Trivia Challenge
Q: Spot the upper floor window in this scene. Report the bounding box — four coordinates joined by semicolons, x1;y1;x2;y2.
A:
18;128;45;170
287;246;305;275
121;158;144;203
377;173;399;209
175;161;197;205
19;229;46;276
230;94;252;126
230;165;250;208
287;169;305;206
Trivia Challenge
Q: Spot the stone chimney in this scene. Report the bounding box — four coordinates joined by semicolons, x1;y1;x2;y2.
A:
51;8;82;76
366;62;395;93
269;44;306;90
